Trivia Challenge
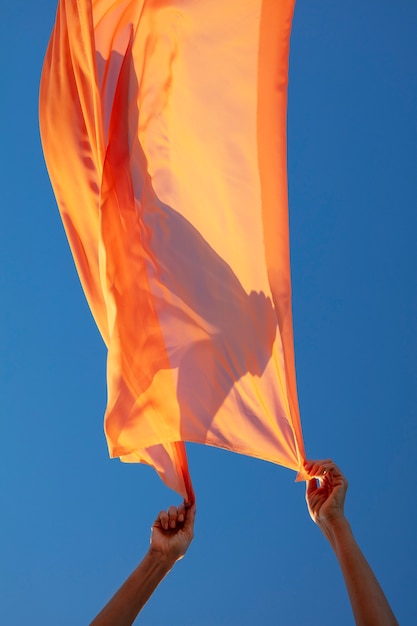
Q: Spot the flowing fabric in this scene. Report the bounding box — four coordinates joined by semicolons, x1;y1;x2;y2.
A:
39;0;306;501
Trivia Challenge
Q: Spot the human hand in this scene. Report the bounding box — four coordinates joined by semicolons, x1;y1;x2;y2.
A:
304;459;348;536
304;461;399;625
149;502;196;566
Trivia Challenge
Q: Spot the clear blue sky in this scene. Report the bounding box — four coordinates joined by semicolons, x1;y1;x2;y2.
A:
1;1;416;624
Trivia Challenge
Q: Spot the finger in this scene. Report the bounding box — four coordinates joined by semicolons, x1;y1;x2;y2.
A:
304;459;330;478
320;463;345;487
177;502;186;523
328;463;344;479
306;477;318;499
168;505;178;529
157;510;169;531
304;459;333;468
183;501;197;536
306;460;341;480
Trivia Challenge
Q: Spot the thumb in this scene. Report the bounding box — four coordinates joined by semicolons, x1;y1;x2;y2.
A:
306;477;318;499
183;501;197;533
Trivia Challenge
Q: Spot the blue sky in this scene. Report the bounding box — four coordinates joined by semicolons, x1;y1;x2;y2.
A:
1;1;416;624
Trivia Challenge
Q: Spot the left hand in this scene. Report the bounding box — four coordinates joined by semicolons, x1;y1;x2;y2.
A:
149;502;196;564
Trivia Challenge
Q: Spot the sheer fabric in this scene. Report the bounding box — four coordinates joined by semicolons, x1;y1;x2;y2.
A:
40;0;306;500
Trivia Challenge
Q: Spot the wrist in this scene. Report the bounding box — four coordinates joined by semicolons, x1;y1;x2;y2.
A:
318;514;351;544
146;547;177;571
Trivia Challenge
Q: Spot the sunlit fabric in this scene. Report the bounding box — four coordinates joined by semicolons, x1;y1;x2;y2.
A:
39;0;306;501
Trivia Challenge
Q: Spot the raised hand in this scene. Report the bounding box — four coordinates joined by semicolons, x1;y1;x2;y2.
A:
90;502;196;625
304;459;348;532
149;502;196;565
303;459;398;625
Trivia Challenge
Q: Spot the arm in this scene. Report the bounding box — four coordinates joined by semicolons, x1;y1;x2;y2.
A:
90;502;196;626
304;460;398;626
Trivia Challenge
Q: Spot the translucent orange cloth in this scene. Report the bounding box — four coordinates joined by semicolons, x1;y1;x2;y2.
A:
40;0;306;501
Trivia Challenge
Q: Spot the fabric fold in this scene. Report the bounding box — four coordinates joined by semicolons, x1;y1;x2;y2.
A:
40;0;306;501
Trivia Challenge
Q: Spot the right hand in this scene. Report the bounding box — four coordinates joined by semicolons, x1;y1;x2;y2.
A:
304;459;348;530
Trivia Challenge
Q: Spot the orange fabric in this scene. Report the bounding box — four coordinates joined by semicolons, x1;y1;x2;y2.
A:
40;0;306;501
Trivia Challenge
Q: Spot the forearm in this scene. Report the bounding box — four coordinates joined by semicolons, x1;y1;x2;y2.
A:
322;517;398;626
89;551;175;626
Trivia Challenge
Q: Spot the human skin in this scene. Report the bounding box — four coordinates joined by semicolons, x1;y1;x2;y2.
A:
305;459;398;626
89;501;196;626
